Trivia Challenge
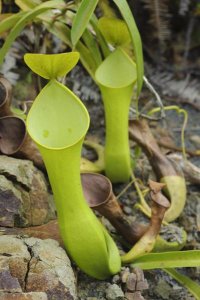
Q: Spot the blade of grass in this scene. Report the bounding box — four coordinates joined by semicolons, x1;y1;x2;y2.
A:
15;0;40;10
112;0;144;97
0;11;26;34
164;268;200;300
82;28;102;67
90;15;111;58
0;0;66;65
130;251;200;269
71;0;98;46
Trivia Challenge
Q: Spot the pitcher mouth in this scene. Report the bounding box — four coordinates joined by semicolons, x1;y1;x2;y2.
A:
0;116;26;154
27;80;90;150
95;48;137;89
0;77;12;113
81;173;113;208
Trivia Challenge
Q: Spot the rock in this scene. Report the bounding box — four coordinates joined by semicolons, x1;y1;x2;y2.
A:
0;156;55;227
77;272;108;299
0;292;48;299
0;235;30;289
0;270;22;292
0;220;63;246
125;292;134;300
0;175;25;227
112;274;120;284
123;206;132;215
0;235;77;300
131;268;145;282
155;278;171;300
189;135;200;147
105;284;124;300
132;291;145;300
121;267;130;283
136;280;149;291
125;291;145;300
126;273;137;291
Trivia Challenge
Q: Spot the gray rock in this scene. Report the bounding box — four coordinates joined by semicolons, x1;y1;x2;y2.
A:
123;206;132;215
132;291;145;300
155;278;171;300
106;284;124;300
126;273;137;291
121;267;130;283
0;292;48;299
0;156;55;227
77;272;108;299
0;270;22;292
112;274;120;284
125;292;145;300
0;235;77;300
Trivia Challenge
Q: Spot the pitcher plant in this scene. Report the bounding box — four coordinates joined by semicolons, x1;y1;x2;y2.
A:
25;52;121;279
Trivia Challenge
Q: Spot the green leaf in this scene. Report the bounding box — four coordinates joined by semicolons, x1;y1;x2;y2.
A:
71;0;99;46
90;15;111;58
0;12;26;35
0;0;66;66
131;251;200;270
112;0;144;97
98;17;131;47
164;268;200;300
82;28;102;67
15;0;41;11
24;52;80;79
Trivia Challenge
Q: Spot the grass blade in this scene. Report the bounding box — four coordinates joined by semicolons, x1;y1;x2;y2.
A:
164;268;200;300
112;0;144;97
130;251;200;269
71;0;98;46
0;12;26;35
90;15;111;58
82;28;102;66
15;0;40;11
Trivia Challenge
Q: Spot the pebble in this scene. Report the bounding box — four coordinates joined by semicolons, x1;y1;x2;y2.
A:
121;267;130;283
189;135;200;146
123;206;133;215
105;284;124;300
112;274;121;284
136;280;149;291
126;273;137;291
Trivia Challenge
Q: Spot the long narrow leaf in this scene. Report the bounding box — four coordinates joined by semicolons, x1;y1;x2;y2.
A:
90;15;111;58
0;12;26;34
82;28;102;67
164;268;200;300
15;0;40;11
0;0;66;65
112;0;144;97
71;0;98;46
131;251;200;270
